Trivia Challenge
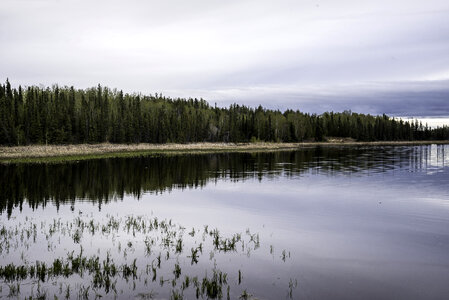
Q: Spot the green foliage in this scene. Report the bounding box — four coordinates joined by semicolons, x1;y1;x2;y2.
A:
0;80;447;145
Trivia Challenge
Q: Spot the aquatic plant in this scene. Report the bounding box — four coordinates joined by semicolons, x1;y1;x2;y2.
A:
0;214;296;299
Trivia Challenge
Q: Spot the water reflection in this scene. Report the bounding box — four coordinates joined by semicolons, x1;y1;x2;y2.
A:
1;145;449;299
1;145;449;218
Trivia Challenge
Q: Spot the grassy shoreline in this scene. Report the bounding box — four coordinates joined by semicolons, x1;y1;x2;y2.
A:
1;141;448;163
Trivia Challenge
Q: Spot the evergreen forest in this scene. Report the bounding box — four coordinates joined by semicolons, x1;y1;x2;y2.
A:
1;79;448;145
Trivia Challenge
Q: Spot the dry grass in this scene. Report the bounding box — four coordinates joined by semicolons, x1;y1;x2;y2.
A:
0;142;296;159
0;141;448;161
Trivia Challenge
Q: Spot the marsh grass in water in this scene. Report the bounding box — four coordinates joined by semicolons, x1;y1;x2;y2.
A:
0;213;297;299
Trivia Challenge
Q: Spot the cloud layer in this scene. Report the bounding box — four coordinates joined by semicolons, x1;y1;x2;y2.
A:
1;0;449;117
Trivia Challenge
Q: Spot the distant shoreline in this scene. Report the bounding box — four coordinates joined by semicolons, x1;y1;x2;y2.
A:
1;141;448;163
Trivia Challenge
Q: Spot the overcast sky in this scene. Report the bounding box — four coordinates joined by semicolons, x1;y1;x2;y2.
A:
1;0;449;119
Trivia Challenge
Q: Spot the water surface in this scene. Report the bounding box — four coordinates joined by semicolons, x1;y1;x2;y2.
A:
1;145;449;299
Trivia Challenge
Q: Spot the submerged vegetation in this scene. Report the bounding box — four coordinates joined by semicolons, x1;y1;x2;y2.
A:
1;79;448;146
0;213;296;299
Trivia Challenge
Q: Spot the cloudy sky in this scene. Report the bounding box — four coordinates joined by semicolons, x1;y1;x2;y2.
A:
1;0;449;121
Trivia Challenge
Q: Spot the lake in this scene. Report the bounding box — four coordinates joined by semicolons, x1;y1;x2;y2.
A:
1;145;449;299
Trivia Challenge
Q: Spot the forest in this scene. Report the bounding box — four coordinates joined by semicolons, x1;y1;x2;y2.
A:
0;79;448;145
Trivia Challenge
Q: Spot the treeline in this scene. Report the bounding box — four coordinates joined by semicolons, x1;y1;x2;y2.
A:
0;79;448;145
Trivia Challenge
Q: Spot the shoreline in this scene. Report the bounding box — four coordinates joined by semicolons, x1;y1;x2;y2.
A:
1;141;448;163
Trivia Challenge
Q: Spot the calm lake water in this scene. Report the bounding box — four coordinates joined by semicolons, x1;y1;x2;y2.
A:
1;145;449;299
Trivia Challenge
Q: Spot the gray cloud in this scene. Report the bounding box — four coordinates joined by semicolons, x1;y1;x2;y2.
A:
1;0;449;120
165;80;449;117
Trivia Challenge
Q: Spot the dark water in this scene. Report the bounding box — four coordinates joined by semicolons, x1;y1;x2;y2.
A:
1;145;449;299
